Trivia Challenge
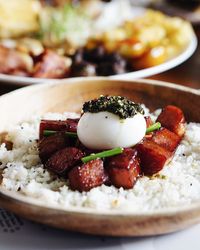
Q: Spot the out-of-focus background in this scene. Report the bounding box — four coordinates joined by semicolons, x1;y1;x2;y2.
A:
0;2;199;248
0;0;199;92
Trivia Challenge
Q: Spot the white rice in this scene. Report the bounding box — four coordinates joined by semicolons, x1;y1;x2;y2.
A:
0;108;200;213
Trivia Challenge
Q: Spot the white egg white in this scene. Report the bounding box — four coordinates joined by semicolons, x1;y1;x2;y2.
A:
77;111;146;150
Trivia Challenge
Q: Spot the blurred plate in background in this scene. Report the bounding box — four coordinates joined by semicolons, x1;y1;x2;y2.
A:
0;31;197;85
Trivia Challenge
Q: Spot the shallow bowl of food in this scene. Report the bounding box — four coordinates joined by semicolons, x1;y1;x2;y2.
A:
0;77;200;236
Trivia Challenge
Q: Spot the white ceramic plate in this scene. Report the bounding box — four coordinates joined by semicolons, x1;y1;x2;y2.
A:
111;33;198;80
0;5;197;86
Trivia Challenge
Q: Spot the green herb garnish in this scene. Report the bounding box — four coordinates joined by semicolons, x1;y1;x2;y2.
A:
146;122;161;134
43;130;77;138
83;96;144;119
81;147;124;164
39;4;91;45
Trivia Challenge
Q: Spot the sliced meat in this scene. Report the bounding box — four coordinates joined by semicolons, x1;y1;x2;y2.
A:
46;147;84;175
156;105;185;137
151;128;181;152
38;133;68;163
106;148;141;189
0;45;32;75
33;50;71;79
39;119;79;139
136;140;172;175
68;159;107;192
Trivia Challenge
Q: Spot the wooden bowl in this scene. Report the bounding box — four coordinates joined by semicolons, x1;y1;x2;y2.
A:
0;78;200;237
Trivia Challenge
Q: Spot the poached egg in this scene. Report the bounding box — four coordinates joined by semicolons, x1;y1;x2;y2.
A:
77;111;146;150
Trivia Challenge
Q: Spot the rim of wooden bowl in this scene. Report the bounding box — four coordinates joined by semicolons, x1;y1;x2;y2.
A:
0;77;200;236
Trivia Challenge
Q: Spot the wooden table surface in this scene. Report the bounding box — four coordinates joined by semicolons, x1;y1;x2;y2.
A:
0;26;199;96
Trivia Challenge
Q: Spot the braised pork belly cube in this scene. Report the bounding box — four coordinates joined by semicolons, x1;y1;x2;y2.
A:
106;148;141;189
66;118;79;132
151;128;181;152
68;159;107;192
38;133;68;163
156;105;185;137
136;140;172;175
39;119;79;139
46;147;84;175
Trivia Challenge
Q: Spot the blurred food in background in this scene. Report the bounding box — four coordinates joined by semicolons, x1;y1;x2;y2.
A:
0;0;195;79
0;0;41;38
151;0;200;24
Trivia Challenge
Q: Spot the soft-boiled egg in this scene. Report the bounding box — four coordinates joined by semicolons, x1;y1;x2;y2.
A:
77;111;146;150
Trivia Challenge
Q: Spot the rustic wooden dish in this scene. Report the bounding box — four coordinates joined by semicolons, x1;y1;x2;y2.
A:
0;78;200;237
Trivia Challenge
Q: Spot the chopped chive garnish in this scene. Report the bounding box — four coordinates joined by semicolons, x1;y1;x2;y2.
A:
146;122;161;134
43;130;77;138
81;147;124;164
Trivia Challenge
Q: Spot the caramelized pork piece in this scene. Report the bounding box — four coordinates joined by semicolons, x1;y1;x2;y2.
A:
106;148;141;189
151;128;181;152
68;159;107;192
156;105;185;137
39;119;79;139
0;45;32;75
33;50;71;79
65;118;79;132
46;147;84;175
136;140;172;175
38;133;68;163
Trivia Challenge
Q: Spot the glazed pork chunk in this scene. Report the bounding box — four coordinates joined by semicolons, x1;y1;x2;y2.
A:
137;140;172;175
156;105;185;137
39;118;79;139
46;147;84;175
38;133;68;163
137;105;185;176
106;148;141;189
68;159;108;192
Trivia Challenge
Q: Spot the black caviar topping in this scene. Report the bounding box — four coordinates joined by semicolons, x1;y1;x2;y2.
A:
82;95;144;119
